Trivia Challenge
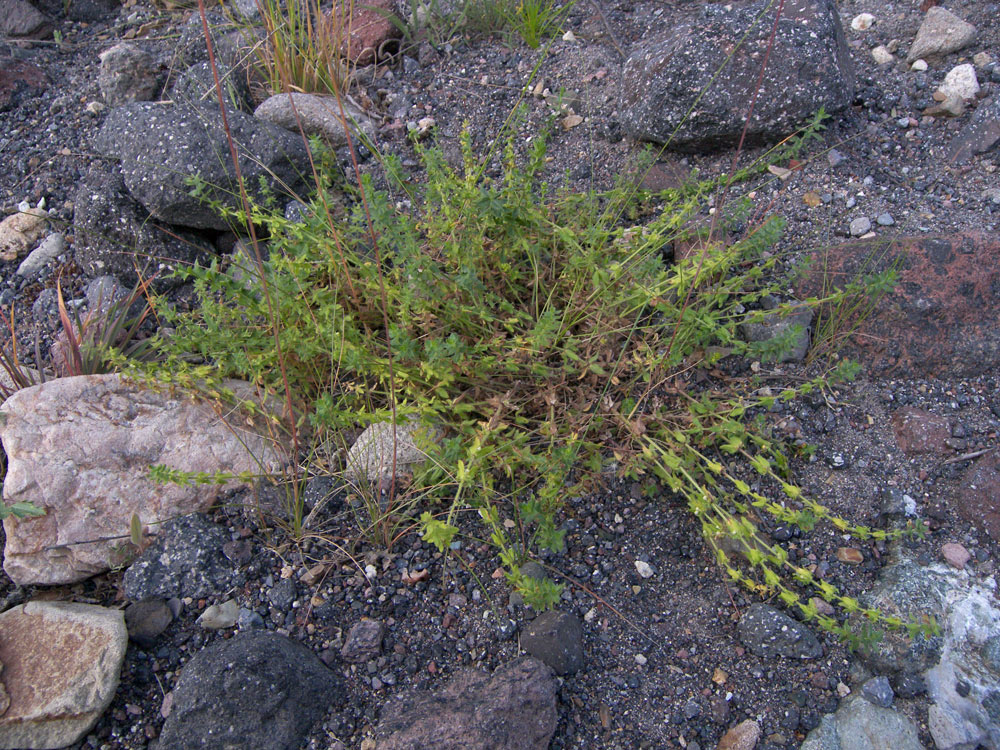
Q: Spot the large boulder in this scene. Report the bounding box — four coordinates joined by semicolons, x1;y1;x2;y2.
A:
0;601;127;750
94;101;311;230
156;631;341;750
794;232;1000;378
376;657;558;750
72;164;214;287
620;0;853;150
0;374;286;585
859;550;1000;750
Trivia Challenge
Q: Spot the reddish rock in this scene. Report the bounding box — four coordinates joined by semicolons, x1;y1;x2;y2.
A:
329;0;401;66
958;450;1000;542
796;233;1000;378
717;719;761;750
0;56;47;112
941;542;971;569
891;406;952;456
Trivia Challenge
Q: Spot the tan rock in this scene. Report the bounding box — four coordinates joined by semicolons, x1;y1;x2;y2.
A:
0;601;127;749
0;206;47;262
718;719;761;750
0;374;287;585
907;7;977;63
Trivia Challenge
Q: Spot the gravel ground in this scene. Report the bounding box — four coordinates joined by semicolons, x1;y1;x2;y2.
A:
1;0;999;748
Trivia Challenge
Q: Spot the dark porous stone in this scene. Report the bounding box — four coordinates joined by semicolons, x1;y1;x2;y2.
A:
521;609;584;675
124;597;174;648
376;657;557;750
169;60;252;113
157;631;341;750
267;578;296;611
93;101;310;231
341;619;384;663
737;603;822;659
72;165;213;288
122;514;234;602
620;0;853;150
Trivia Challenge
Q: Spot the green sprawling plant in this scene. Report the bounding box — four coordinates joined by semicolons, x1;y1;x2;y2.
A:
141;110;929;646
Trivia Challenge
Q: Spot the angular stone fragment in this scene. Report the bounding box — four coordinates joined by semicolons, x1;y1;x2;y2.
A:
0;56;47;112
620;0;853;150
0;601;127;750
345;421;436;484
948;94;1000;164
738;603;822;659
377;657;557;750
0;0;52;40
0;374;286;585
718;719;761;750
906;7;977;63
98;43;160;105
521;610;585;675
341;619;384;663
0;205;47;262
959;450;1000;542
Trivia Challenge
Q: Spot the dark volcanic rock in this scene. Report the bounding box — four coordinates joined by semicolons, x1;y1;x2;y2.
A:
620;0;853;150
157;631;341;750
738;603;822;659
958;450;1000;541
94;101;310;230
340;618;384;663
795;233;1000;378
72;164;213;286
122;514;234;602
0;55;47;112
124;597;174;648
376;657;558;750
520;610;585;675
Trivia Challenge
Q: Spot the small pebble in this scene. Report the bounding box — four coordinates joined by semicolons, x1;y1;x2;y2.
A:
634;560;654;579
851;13;874;31
849;216;872;236
876;213;895;226
872;45;894;65
911;59;928;71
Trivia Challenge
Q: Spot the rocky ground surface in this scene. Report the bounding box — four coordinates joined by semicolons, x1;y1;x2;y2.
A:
1;0;999;748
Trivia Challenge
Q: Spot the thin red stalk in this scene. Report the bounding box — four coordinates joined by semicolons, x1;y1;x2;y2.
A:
198;0;301;463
